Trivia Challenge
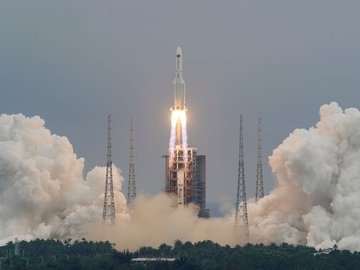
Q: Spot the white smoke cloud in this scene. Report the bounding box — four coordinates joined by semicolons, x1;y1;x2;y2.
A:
0;114;127;245
89;194;236;251
249;102;360;250
2;102;360;251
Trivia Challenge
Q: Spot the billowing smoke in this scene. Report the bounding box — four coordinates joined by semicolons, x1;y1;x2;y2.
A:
90;194;236;251
3;102;360;251
250;102;360;251
0;114;127;245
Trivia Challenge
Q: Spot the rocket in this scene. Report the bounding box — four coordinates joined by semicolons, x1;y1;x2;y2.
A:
170;47;188;147
173;47;186;111
168;47;189;207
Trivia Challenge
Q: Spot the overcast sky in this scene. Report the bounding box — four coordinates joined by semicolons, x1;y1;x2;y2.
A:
1;1;360;215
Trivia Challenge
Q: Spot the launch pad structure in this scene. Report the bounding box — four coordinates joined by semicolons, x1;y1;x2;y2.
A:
164;147;208;217
164;47;209;218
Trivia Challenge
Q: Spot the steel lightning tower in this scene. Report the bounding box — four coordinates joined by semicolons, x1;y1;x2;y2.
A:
255;117;264;202
102;114;116;224
234;115;249;242
165;47;209;217
127;117;136;206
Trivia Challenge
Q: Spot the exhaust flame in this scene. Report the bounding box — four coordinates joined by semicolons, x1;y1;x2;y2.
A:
168;109;188;164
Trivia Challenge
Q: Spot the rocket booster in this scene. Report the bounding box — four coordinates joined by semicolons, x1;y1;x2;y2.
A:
173;47;186;111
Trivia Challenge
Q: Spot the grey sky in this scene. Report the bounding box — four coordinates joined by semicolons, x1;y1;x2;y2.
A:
1;1;360;215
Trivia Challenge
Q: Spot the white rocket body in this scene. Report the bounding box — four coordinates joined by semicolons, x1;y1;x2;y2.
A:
173;47;186;111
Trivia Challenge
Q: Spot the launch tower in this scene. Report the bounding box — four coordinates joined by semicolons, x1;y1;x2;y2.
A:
164;47;209;218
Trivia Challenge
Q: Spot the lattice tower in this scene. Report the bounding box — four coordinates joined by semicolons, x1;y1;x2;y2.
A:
127;117;136;206
255;117;264;202
102;114;116;224
234;115;249;242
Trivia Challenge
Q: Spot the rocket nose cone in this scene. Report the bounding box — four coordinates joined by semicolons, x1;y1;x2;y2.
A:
176;47;182;57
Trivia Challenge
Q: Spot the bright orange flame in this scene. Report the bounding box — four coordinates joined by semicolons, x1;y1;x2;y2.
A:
171;110;186;129
169;109;188;164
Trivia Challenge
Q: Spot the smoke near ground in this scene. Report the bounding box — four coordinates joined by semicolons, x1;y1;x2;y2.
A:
2;102;360;251
252;102;360;251
0;114;127;245
90;194;236;251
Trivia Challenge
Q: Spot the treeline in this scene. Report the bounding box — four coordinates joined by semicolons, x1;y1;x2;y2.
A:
0;239;359;269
